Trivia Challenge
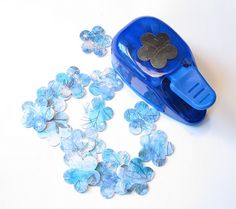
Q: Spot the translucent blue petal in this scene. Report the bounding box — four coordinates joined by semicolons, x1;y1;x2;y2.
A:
35;97;48;107
124;109;138;122
138;148;152;162
92;26;105;34
56;73;72;85
102;35;112;48
44;107;55;121
81;41;93;54
129;120;142;135
94;47;107;57
80;30;90;41
71;83;85;99
67;66;80;76
36;87;48;99
79;73;91;87
101;107;113;121
134;184;148;195
135;101;149;115
89;83;101;96
33;117;47;132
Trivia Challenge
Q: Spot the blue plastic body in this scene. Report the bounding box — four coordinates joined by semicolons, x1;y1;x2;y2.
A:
112;16;216;124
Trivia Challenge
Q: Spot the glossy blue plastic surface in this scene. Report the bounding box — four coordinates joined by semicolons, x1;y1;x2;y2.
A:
112;16;216;124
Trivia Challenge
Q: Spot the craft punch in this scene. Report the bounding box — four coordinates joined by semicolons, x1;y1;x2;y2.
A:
112;16;216;124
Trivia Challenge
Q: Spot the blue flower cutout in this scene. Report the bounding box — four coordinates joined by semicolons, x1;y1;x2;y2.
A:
89;68;123;100
63;161;100;193
22;100;54;132
56;66;91;99
80;26;112;57
96;149;130;198
139;130;174;166
124;101;160;135
84;97;113;132
116;158;155;195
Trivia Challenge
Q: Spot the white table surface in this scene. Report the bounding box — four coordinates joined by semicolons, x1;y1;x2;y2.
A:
0;0;235;209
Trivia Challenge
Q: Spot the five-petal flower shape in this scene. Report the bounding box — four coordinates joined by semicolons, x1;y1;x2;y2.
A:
84;97;114;132
124;101;160;135
138;32;178;69
139;130;174;166
89;68;123;100
116;158;155;195
80;26;112;57
96;149;130;198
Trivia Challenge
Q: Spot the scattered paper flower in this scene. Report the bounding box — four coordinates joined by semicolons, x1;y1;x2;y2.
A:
139;130;174;166
124;101;160;135
84;97;113;132
89;68;123;100
96;149;130;198
116;158;155;195
80;26;112;57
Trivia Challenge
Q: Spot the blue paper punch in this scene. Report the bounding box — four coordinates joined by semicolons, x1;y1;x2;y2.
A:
112;16;216;124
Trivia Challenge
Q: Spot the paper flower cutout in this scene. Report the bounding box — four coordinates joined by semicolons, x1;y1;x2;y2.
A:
84;97;113;132
139;130;174;166
89;68;123;100
96;162;120;198
96;149;130;198
22;100;54;132
80;26;112;57
116;158;154;195
138;32;177;69
56;66;91;99
64;167;100;193
124;101;160;135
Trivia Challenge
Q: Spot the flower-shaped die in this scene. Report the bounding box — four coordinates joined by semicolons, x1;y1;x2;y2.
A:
139;130;174;166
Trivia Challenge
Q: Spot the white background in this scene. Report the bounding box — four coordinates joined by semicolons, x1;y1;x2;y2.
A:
0;0;235;209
